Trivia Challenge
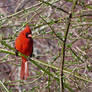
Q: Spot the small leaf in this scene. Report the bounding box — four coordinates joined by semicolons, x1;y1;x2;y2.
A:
69;33;73;36
86;6;92;9
67;43;72;48
64;82;75;92
65;0;73;2
58;40;62;47
77;18;80;22
0;13;4;17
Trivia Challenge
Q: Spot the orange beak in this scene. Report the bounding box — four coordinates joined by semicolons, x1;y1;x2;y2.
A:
28;34;32;38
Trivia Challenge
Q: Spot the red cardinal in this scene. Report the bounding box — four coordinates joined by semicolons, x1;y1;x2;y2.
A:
15;25;33;80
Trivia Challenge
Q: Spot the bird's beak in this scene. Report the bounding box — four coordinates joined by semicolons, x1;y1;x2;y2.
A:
28;34;32;38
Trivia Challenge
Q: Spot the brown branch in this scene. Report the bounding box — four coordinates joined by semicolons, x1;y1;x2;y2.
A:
80;14;92;17
60;13;72;92
60;0;78;91
38;0;69;14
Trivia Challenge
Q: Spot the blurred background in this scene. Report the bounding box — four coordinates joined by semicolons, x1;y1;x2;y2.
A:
0;0;92;92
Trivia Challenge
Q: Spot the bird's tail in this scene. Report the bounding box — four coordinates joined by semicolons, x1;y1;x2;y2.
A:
20;56;29;80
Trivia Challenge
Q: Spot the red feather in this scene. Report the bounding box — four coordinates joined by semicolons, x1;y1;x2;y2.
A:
15;25;33;80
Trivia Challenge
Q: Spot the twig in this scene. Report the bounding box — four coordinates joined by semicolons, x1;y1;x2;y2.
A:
34;10;64;41
60;13;72;92
70;48;84;63
0;49;92;83
0;2;42;21
14;4;44;35
0;80;9;92
38;0;69;14
60;0;78;91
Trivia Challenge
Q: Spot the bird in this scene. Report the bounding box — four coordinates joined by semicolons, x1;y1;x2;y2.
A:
15;25;33;80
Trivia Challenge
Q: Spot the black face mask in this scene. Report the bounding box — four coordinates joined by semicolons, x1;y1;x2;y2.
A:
26;32;31;38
